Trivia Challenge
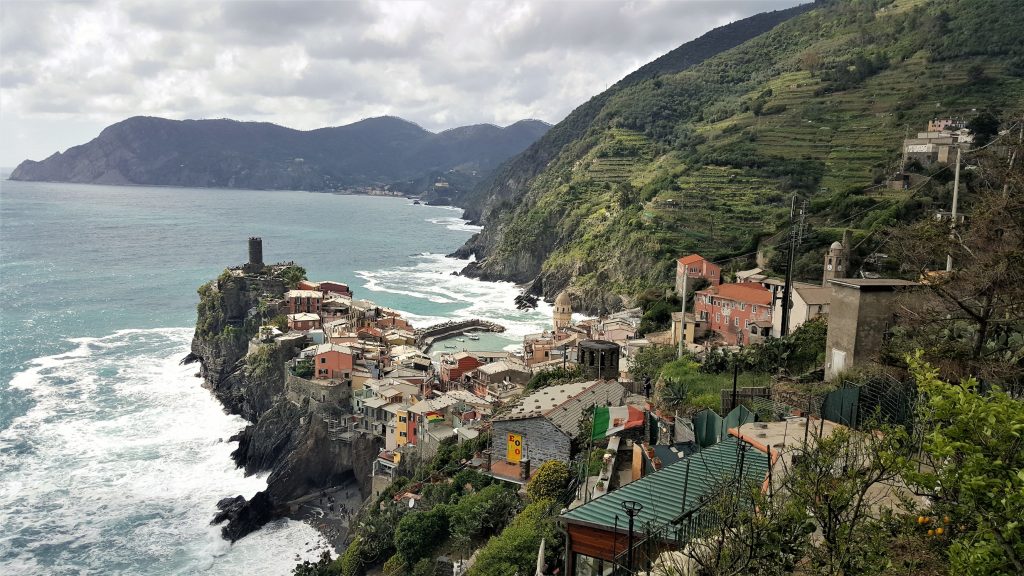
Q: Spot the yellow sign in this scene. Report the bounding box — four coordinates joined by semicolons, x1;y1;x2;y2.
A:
506;433;523;463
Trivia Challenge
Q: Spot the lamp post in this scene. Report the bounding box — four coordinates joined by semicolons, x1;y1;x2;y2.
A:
622;500;643;573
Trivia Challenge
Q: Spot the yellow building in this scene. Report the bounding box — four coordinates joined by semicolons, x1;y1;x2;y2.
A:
553;290;572;331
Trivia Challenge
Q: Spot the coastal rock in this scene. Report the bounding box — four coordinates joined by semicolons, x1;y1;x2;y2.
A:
190;267;379;542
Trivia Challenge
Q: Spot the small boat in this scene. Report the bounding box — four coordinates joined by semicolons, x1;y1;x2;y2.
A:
456;337;466;342
443;344;457;349
467;334;480;341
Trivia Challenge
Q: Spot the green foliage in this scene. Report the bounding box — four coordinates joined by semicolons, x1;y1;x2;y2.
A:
467;499;558;576
291;551;339;576
278;265;308;289
526;460;571;503
293;359;314;379
740;316;827;375
448;484;520;554
338;537;364;576
411;558;440;576
524;366;584;392
393;507;449;565
247;344;278;380
380;554;405;576
907;353;1024;575
270;314;289;331
628;344;678;384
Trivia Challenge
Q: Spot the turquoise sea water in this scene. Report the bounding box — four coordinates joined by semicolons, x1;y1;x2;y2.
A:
0;181;551;575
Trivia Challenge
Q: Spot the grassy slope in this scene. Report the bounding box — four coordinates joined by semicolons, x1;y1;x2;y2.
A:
476;0;1024;308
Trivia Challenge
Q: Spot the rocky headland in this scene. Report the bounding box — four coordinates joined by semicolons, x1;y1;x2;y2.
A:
184;264;379;542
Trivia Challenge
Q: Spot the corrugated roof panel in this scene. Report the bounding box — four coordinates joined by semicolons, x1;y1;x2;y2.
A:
562;437;769;533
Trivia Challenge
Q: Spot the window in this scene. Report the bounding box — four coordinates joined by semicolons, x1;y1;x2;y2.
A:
750;325;758;334
716;314;721;323
739;303;746;311
744;320;751;328
734;317;739;327
399;431;407;438
399;416;406;423
751;305;758;314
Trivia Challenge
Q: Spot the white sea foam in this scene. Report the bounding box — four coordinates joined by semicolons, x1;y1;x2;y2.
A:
356;252;554;340
0;328;328;575
424;216;483;232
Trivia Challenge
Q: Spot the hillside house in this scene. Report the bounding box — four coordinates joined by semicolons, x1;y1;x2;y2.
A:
440;351;483;384
285;289;323;315
287;312;321;331
694;283;773;346
297;280;352;298
491;380;627;474
771;282;830;337
675;254;722;296
312;343;354;380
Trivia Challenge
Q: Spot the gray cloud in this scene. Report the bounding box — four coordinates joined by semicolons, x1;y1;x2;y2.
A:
0;0;805;166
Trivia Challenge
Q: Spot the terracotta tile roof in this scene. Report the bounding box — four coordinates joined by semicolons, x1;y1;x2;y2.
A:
676;253;707;265
701;283;772;306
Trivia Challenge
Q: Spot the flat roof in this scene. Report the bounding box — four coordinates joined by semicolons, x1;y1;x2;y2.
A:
828;278;918;291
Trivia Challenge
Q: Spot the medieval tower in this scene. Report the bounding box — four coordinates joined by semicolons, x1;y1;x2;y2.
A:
245;237;264;273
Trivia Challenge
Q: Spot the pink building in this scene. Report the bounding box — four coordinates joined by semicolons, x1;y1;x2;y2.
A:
313;343;354;380
287;313;321;331
676;254;722;295
694;283;773;346
285;289;323;315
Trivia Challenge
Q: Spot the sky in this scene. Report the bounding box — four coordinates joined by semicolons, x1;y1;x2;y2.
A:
0;0;803;168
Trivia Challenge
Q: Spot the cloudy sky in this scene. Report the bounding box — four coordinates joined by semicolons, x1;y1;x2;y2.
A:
0;0;802;168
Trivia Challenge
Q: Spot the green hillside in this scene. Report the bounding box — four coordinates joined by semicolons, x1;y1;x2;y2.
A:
460;0;1024;310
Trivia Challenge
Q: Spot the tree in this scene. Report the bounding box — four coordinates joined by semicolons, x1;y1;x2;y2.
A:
906;353;1024;575
888;141;1024;389
966;109;1001;147
526;460;571;502
448;484;520;556
467;499;559;576
393;507;449;565
628;344;678;383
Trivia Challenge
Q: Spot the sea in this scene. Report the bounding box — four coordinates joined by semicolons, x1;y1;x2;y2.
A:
0;179;552;575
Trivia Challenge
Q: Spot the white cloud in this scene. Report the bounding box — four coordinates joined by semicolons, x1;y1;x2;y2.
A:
0;0;803;167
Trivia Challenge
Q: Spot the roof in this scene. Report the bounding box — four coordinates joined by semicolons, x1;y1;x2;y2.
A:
408;396;459;415
701;283;772;306
735;267;763;280
477;360;530;375
828;278;919;291
562;436;769;534
677;253;709;266
288;313;320;321
443;389;493;407
285;290;323;299
578;339;620;351
494;380;627;437
792;284;831;306
313;343;353;355
363;397;389;409
555;291;572;306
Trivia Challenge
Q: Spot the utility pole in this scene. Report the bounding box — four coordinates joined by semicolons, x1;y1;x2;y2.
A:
678;268;689;359
946;146;962;272
780;195;797;337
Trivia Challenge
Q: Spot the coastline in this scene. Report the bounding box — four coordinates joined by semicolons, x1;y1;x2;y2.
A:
286;481;366;554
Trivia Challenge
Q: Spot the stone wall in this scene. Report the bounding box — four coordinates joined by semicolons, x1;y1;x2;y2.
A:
492;417;571;470
286;372;351;409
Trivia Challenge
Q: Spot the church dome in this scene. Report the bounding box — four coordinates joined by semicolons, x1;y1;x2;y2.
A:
554;291;571;308
830;241;844;250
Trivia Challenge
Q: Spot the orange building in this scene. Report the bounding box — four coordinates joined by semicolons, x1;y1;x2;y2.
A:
313;343;354;380
440;352;482;384
694;283;773;346
285;289;323;315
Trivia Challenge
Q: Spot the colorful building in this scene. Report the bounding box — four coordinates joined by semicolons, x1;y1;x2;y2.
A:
285;289;323;315
676;253;722;296
439;352;483;384
694;283;773;346
312;343;354;380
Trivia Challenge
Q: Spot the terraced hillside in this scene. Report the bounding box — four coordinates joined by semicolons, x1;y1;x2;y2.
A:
460;0;1024;310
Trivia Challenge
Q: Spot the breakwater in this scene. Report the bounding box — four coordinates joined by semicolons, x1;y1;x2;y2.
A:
415;318;505;349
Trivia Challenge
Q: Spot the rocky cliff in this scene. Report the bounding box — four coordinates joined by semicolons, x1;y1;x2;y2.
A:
185;266;379;542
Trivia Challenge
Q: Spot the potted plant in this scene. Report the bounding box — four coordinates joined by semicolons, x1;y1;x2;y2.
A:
595;480;606;493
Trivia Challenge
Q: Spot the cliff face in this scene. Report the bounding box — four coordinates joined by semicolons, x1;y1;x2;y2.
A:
187;267;379;542
9;116;549;192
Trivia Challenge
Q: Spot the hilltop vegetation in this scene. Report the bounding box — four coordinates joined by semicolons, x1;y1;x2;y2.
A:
460;0;1024;310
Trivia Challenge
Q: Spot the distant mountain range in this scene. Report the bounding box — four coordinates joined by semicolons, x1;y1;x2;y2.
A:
9;116;550;195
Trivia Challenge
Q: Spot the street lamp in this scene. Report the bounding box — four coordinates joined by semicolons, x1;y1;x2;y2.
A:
622;500;644;572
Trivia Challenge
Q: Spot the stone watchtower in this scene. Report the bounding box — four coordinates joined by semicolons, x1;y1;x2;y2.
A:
245;237;264;274
553;290;572;331
822;230;851;286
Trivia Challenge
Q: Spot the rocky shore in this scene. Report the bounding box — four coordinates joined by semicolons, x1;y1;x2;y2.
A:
186;264;379;543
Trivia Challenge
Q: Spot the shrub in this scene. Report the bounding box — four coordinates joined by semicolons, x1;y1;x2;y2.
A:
526;461;571;503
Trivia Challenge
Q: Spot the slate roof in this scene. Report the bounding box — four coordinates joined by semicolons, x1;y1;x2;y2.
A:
562;436;769;535
493;380;626;437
